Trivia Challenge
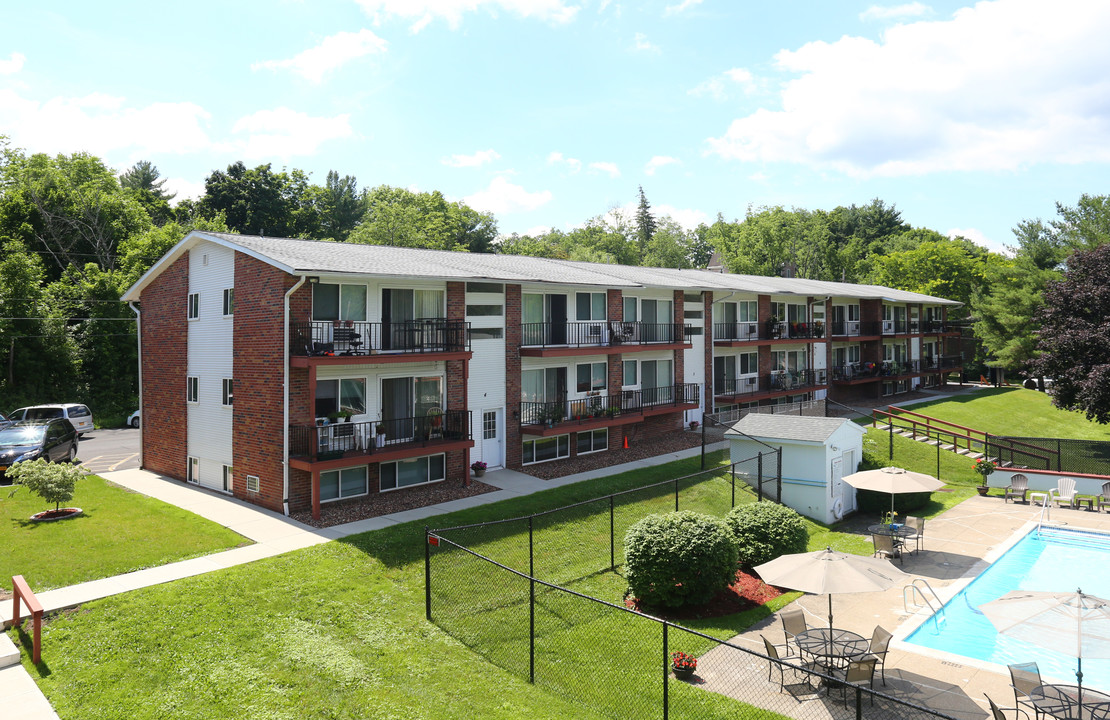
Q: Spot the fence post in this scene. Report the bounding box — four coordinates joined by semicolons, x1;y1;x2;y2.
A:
700;417;707;471
610;496;615;572
856;687;863;720
663;622;669;720
889;419;894;461
1057;439;1062;472
424;526;432;621
757;452;764;502
674;476;680;512
731;462;736;508
776;447;783;502
529;516;535;684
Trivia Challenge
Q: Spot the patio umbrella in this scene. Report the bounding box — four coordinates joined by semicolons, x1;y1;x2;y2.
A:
842;466;945;516
980;589;1110;708
754;546;911;628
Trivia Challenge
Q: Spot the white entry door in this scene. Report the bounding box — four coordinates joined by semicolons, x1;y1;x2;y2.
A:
481;408;504;469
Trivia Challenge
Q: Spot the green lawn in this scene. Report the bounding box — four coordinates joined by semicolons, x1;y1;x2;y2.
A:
1;475;250;593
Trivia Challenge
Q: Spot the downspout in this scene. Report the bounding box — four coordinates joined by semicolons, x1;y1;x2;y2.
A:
283;276;307;516
129;301;142;468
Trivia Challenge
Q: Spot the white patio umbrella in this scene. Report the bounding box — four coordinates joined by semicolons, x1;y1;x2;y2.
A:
980;589;1110;708
842;466;945;516
754;546;911;628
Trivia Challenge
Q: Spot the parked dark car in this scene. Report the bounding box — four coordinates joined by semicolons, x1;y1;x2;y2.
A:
0;419;79;483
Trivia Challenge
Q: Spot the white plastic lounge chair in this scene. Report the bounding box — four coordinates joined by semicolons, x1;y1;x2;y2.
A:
1049;477;1077;508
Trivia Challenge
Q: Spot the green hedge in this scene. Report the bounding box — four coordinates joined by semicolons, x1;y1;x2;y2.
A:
725;502;808;568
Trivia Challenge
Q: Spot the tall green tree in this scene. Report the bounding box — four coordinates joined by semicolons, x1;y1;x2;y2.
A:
318;170;364;242
199;161;319;238
635;186;656;262
119;160;175;226
349;185;495;252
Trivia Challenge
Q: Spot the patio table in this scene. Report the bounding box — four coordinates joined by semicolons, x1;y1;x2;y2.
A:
1075;495;1098;511
1030;684;1110;719
794;627;869;674
867;524;917;554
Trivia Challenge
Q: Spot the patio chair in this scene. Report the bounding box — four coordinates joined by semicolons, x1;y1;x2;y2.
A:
904;516;924;554
833;657;877;707
1008;661;1043;720
985;694;1022;720
779;606;807;656
1005;474;1030;504
872;533;902;564
761;635;810;692
860;625;892;686
1050;477;1077;508
1098;481;1110;512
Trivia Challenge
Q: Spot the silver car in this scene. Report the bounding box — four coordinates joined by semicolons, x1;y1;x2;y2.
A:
8;404;95;435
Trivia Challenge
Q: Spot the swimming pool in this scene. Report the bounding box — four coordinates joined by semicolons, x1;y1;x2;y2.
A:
905;526;1110;688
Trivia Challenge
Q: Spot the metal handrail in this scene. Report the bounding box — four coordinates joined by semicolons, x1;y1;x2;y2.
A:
291;319;470;356
903;578;946;631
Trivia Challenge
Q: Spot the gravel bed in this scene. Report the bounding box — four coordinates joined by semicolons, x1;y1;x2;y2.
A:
290;478;499;529
522;430;704;480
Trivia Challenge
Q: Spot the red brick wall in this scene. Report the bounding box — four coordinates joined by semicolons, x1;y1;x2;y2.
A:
672;289;685;383
232;253;297;512
704;292;714;399
505;284;523;468
140;254;188;479
288;283;313;427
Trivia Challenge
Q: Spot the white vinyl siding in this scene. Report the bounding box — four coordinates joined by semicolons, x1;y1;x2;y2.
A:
466;287;506;467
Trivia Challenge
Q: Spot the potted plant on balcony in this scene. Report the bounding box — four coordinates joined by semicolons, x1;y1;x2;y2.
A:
427;406;444;429
375;423;388;448
813;320;824;338
327;410;351;424
767;315;782;339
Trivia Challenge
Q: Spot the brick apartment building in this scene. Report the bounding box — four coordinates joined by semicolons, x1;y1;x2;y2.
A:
122;231;962;519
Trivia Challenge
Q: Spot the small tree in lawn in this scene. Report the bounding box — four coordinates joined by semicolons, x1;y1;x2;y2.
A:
7;458;88;513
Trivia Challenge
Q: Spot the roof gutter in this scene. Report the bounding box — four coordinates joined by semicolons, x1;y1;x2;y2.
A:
129;301;142;468
282;275;307;516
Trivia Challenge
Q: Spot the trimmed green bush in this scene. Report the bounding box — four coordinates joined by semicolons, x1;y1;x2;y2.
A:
725;502;808;568
624;511;738;608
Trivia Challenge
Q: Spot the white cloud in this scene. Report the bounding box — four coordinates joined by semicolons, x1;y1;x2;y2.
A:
633;32;660;53
464;176;552;214
588;161;621;178
707;0;1110;177
232;108;354;159
664;0;702;16
547;151;582;174
442;148;501;167
356;0;579;32
689;67;756;100
948;227;1008;255
0;88;215;158
162;177;207;204
655;204;709;230
860;2;932;21
0;52;25;75
644;156;680;176
251;29;388;83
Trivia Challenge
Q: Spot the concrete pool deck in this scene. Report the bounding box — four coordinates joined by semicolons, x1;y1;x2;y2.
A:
709;496;1110;719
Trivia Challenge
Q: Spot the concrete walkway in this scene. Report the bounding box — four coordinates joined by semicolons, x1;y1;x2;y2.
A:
1;442;724;718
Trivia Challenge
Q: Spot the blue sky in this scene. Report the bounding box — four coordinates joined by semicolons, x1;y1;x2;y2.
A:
2;0;1108;254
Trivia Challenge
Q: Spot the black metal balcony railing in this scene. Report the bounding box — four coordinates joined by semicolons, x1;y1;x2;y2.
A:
830;360;922;381
519;384;699;428
290;410;471;461
713;321;826;341
715;370;827;397
520;322;690;349
829;320;880;337
291;319;470;357
923;354;964;370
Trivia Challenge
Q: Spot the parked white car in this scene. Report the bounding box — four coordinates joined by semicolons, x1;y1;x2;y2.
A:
128;410;140;428
8;404;95;435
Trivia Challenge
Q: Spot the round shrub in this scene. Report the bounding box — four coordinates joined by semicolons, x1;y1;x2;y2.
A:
725;502;808;568
624;511;738;609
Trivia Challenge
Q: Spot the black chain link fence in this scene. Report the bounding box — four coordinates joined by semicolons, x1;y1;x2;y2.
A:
425;456;962;720
987;435;1110;476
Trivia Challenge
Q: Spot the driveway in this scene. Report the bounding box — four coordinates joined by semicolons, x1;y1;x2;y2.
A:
78;427;140;474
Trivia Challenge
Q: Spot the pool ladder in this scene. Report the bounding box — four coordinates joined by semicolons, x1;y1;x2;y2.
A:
904;578;946;631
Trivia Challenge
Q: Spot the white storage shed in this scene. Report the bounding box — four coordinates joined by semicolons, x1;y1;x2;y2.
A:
725;415;867;524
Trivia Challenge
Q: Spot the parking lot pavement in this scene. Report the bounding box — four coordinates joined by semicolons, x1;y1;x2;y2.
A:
77;428;140;473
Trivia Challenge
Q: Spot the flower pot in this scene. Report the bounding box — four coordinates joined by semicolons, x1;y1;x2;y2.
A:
977;486;989;496
672;665;695;680
473;468;485;478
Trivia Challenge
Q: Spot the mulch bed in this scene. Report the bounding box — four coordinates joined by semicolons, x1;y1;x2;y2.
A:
289;478;499;529
625;570;782;620
523;430;704;481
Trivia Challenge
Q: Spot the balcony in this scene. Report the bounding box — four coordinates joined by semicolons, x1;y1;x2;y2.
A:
290;320;471;366
714;369;827;401
923;354;964;371
830;320;882;338
288;410;473;467
520;321;692;357
920;320;960;335
713;321;826;345
518;383;700;435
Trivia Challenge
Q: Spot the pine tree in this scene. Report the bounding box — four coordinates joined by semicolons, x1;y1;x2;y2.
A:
635;185;656;262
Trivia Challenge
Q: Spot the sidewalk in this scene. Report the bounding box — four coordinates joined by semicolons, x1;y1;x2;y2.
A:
1;442;725;718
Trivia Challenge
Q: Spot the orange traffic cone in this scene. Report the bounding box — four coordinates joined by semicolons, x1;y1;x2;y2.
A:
623;436;629;449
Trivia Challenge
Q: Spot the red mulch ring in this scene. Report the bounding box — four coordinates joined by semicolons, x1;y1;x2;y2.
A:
625;570;782;619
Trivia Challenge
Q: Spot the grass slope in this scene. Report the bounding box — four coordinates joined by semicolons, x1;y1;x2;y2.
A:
1;475;250;593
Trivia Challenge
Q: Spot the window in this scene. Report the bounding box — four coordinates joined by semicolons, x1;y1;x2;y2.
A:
684;310;702;319
321;466;369;501
222;465;233;493
523;435;570;465
381;455;445;491
483;411;497;440
381;376;442;440
577;429;608;455
848;304;860;321
739;351;758;375
640;359;673;403
188;457;199;483
622;360;638;387
313;283;368;322
467;282;504;293
576;362;606;392
188;293;199;320
222;288;234;316
315;378;367;418
623;297;638;322
187;376;199;403
576;292;606;321
772;350;805;373
222;378;234;406
521;367;566;403
246;475;260;492
683;293;701;303
466;304;503;316
714;356;736;389
468;327;503;340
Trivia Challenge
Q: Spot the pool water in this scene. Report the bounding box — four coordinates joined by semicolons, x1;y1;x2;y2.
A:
905;526;1110;688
